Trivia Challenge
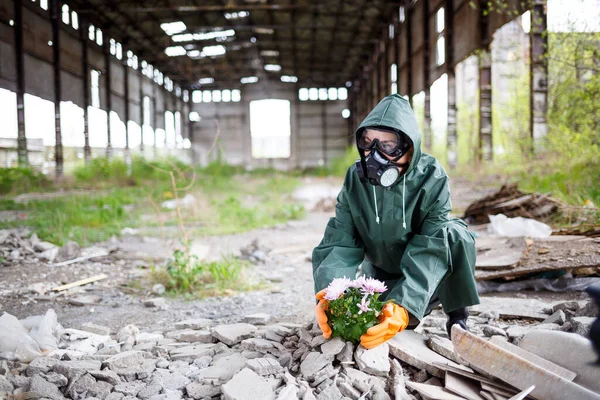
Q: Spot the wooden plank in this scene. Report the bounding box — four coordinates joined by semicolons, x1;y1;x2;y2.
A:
451;326;600;400
445;371;485;400
53;274;108;292
476;238;600;281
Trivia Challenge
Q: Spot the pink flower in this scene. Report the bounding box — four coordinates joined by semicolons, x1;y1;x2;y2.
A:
361;277;387;295
324;277;352;300
350;275;367;289
357;295;372;314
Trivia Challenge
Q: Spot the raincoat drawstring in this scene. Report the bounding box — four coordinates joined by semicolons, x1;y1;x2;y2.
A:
373;185;380;224
402;174;406;229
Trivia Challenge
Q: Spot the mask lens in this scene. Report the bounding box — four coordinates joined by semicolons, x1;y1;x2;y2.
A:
358;131;401;155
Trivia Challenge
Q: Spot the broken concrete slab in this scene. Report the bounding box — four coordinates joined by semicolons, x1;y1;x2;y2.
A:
246;358;283;376
488;336;576;381
471;297;549;321
426;336;464;365
388;330;470;378
174;319;212;330
407;381;466;400
195;353;247;383
354;343;390;377
53;360;102;381
30;374;66;400
102;351;146;370
179;330;214;343
169;344;216;361
211;323;257;346
475;237;526;270
221;368;275;400
320;338;346;357
519;329;600;394
571;316;594;336
80;322;112;336
149;369;191;391
300;352;334;380
242;313;271;325
186;382;221;399
542;310;566;326
444;371;485;400
451;326;600;400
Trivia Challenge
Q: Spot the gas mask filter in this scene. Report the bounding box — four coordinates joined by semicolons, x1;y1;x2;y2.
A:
355;149;400;188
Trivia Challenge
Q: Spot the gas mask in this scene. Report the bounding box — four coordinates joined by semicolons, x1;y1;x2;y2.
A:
355;128;411;187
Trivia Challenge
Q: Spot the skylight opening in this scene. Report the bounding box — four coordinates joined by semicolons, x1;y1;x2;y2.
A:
264;64;282;72
198;77;215;85
165;46;186;57
260;50;279;57
308;88;319;101
200;45;226;57
192;91;202;103
172;29;235;43
298;88;309;101
281;75;298;83
254;27;274;34
224;11;249;20
189;112;201;122
222;90;231;102
338;87;348;100
328;88;338;100
161;21;187;36
241;76;259;84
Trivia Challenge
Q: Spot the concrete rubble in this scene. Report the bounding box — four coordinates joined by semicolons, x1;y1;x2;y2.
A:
1;297;599;400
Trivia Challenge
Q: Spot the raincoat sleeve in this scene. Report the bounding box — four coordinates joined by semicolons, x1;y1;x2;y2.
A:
312;172;365;294
385;175;451;320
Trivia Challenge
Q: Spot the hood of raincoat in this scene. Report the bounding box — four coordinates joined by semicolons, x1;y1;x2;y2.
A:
356;94;421;175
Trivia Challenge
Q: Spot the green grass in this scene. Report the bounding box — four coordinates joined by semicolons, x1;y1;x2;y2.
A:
0;167;53;195
149;251;263;298
0;157;306;246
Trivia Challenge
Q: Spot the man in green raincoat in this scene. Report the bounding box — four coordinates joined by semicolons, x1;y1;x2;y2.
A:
312;94;480;348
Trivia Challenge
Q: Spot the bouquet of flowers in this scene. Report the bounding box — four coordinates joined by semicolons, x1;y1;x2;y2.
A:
324;276;388;343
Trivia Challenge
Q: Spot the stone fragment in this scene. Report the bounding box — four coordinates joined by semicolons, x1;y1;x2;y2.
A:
186;382;221;399
55;241;81;263
179;330;214;343
89;370;122;386
311;335;327;348
193;356;212;369
0;375;14;393
114;381;147;397
8;375;30;389
426;336;464;365
265;330;284;343
212;323;257;346
388;331;467;378
105;393;124;400
354;343;390;377
246;358;283;375
519;329;600;393
300;352;333;380
102;351;146;371
242;313;271;325
315;384;343;400
552;301;580;313
407;382;465;400
194;353;246;383
298;328;313;346
53;360;102;381
534;323;561;331
144;298;168;309
337;381;361;400
136;332;164;344
30;375;66;400
150;369;191;391
241;338;284;356
343;367;372;387
543;310;566;326
27;357;60;376
137;359;158;380
88;380;113;400
506;325;531;344
241;350;262;359
320;338;345;357
169;344;216;361
452;326;599;400
81;322;112;336
221;368;275;400
174;318;213;330
276;384;298;400
310;365;336;388
577;300;599;318
41;372;68;388
571;317;594;336
413;369;429;383
68;295;102;306
137;384;162;399
482;325;507;338
336;342;354;363
389;359;411;400
370;378;391;400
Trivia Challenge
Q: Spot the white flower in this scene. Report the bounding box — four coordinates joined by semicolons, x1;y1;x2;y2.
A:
324;277;352;300
361;277;387;295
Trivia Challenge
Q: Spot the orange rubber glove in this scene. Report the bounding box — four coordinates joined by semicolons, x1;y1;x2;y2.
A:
315;289;332;339
360;303;409;349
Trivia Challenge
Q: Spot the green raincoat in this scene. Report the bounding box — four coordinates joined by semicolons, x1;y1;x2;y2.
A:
312;94;480;321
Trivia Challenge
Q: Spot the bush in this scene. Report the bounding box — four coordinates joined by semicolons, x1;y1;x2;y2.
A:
0;167;51;195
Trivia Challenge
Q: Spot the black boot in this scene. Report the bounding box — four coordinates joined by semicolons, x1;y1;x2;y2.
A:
446;307;469;339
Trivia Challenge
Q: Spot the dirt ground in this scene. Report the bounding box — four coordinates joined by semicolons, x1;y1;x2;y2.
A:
0;176;591;334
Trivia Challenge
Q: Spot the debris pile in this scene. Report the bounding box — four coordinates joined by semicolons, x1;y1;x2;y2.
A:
1;300;599;400
463;184;560;225
0;229;60;266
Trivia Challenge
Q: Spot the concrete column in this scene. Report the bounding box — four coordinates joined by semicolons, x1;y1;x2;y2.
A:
139;71;144;153
14;0;28;166
530;0;548;150
123;60;129;152
321;101;327;164
104;41;112;158
80;20;91;164
446;0;457;167
479;49;493;161
422;0;432;152
50;0;63;175
406;6;413;107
